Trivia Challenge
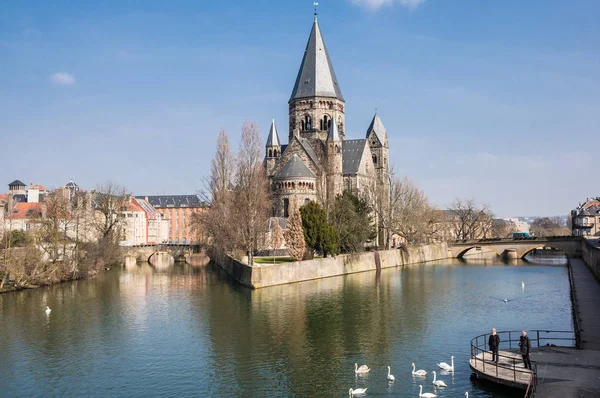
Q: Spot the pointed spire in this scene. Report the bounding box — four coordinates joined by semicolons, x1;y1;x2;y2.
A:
289;17;344;102
366;113;388;146
328;116;340;142
266;117;280;147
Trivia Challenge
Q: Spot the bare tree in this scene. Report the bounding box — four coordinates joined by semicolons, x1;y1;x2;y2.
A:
94;181;129;242
232;121;271;265
271;219;284;249
207;129;234;205
447;198;494;240
491;219;517;238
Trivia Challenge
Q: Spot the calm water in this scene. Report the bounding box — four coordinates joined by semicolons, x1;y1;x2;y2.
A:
0;259;573;397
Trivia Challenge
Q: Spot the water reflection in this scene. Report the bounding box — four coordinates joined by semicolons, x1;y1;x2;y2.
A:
0;260;573;397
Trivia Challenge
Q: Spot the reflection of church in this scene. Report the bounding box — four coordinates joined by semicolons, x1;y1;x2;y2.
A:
264;13;390;217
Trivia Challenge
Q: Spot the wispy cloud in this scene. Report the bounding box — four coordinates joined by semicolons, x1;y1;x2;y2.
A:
351;0;425;11
50;72;76;85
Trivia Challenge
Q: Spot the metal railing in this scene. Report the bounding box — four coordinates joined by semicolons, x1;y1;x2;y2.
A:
470;330;575;391
567;259;583;348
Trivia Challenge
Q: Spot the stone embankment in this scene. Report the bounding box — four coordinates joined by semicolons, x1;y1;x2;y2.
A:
213;243;451;289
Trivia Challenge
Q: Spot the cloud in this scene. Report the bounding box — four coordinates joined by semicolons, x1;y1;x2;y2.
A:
351;0;425;11
50;72;76;85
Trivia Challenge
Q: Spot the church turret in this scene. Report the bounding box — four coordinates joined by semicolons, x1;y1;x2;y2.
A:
265;117;281;176
288;14;345;143
366;112;390;246
327;117;343;201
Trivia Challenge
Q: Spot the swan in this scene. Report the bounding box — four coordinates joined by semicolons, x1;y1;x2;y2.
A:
465;393;469;398
387;366;395;381
521;281;525;288
503;298;508;303
432;371;447;387
412;363;427;376
349;388;367;396
419;385;437;398
437;356;454;371
45;306;51;315
355;363;370;375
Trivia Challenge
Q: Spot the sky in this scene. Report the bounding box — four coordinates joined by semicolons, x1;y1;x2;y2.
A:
1;0;598;217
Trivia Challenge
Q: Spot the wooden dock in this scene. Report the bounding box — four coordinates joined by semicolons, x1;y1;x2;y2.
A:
469;350;533;389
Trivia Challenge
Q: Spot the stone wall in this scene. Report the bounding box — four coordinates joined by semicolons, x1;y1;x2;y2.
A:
581;239;600;280
215;243;451;289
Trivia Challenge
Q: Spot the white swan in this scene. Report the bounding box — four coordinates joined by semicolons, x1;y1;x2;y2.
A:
355;363;370;375
387;366;395;381
412;363;427;376
45;306;51;315
437;356;454;371
432;371;447;387
465;393;469;398
503;298;508;303
419;385;437;398
521;281;525;288
349;388;367;396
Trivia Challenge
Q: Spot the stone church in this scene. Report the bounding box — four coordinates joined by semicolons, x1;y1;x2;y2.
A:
265;14;390;218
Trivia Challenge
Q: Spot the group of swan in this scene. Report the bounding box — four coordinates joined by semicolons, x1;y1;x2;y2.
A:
349;364;395;395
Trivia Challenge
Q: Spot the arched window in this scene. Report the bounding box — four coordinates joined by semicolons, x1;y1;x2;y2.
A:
273;150;278;157
305;115;312;130
335;145;340;154
268;149;273;158
182;238;187;244
372;155;377;165
301;120;305;131
323;115;328;130
320;119;323;130
175;238;179;244
283;198;290;218
304;198;310;205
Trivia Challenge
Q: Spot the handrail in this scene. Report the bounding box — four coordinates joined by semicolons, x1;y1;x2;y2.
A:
567;259;582;348
470;330;575;396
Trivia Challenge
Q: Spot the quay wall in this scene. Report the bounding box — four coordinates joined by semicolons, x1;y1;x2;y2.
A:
581;239;600;280
215;243;451;289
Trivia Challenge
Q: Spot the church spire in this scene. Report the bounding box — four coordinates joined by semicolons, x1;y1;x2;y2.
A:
289;16;344;103
266;117;280;147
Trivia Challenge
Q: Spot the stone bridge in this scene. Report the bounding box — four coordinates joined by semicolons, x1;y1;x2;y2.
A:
122;244;202;268
450;236;582;259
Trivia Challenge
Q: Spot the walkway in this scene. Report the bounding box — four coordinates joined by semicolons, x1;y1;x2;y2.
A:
570;259;600;350
469;350;533;388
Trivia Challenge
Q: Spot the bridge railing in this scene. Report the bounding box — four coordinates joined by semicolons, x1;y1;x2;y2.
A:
470;330;575;388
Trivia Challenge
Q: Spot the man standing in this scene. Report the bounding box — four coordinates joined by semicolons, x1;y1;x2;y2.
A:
519;330;532;370
488;328;500;363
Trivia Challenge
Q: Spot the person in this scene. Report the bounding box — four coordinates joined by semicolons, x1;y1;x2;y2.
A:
488;328;500;363
518;330;532;370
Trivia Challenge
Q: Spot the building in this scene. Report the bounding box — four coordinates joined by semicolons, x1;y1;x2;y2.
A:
571;198;600;238
138;195;206;244
119;196;169;246
5;202;43;232
264;14;390;221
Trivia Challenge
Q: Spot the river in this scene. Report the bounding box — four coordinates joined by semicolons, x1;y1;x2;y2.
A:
0;258;573;397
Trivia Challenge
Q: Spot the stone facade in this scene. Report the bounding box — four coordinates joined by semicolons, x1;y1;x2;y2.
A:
265;15;390;218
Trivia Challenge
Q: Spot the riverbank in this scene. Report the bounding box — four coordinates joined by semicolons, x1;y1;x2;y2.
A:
213;242;451;289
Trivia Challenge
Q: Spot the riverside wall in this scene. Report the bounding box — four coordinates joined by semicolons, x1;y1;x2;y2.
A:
215;243;451;289
581;239;600;280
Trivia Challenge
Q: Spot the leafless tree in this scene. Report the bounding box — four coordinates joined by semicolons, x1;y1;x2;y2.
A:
232;121;271;265
447;198;494;240
491;219;517;238
94;181;129;242
284;199;305;261
271;219;284;249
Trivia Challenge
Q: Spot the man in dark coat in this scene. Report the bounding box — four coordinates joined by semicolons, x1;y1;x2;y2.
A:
488;328;500;363
518;330;532;370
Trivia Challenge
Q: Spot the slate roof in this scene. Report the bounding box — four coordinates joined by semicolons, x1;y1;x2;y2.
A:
11;194;27;203
297;136;320;168
8;180;25;187
342;139;367;175
274;154;316;179
366;113;388;145
289;17;344;102
266;118;280;147
135;195;206;208
65;180;79;189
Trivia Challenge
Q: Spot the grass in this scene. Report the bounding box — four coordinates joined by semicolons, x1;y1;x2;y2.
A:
253;256;294;265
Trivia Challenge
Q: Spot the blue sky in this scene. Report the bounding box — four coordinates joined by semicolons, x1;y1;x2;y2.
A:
1;0;598;217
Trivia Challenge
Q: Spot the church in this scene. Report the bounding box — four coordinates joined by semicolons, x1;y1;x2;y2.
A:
265;13;390;218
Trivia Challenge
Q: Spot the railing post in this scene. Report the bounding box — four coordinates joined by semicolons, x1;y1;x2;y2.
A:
536;330;540;348
509;331;512;349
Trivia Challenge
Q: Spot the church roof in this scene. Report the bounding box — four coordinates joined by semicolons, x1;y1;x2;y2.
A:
342;139;367;175
297;136;320;168
289;16;344;102
366;113;388;145
9;180;25;187
328;115;341;141
274;154;316;179
266;118;280;147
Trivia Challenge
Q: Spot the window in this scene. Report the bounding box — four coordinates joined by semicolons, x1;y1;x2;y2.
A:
304;198;310;205
372;155;377;165
182;238;187;244
269;149;273;157
283;198;289;218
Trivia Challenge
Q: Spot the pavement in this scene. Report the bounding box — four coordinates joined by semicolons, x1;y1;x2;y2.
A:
570;259;600;351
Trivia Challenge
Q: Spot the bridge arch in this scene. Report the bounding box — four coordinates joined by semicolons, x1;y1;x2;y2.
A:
456;245;502;258
519;244;567;259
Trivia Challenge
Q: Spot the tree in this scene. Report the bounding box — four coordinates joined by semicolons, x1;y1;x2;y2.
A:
284;202;306;261
329;192;373;253
491;219;517;238
530;217;570;237
94;181;129;242
447;198;494;240
300;201;340;257
232;121;271;265
271;219;284;249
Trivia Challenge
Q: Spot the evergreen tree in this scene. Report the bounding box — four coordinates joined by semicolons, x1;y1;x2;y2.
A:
300;201;340;257
284;205;306;261
329;191;375;253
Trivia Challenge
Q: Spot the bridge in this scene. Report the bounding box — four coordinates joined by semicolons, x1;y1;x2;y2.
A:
450;236;582;259
122;244;208;268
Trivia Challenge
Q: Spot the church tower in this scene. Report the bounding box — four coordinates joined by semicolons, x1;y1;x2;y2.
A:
288;14;345;145
366;112;389;190
326;116;343;202
265;117;281;177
